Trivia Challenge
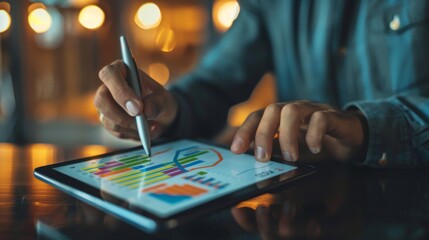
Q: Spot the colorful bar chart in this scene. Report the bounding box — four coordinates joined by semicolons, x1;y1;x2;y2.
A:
80;146;222;189
183;172;229;190
143;183;208;204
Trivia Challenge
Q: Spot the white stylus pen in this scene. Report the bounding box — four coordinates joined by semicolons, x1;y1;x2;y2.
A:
120;35;151;156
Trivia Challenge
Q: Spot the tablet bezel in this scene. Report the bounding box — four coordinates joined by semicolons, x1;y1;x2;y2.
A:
34;139;315;232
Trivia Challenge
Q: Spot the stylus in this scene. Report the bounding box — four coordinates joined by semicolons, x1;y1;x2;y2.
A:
120;35;151;156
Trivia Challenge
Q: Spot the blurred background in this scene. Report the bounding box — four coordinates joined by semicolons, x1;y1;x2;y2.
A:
0;0;276;148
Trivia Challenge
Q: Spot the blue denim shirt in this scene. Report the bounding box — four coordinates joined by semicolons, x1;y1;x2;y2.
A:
169;0;429;168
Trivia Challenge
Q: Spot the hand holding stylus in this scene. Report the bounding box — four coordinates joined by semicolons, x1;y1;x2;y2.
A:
94;41;178;149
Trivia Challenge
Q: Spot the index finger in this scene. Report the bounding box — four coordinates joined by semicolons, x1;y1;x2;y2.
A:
98;60;142;116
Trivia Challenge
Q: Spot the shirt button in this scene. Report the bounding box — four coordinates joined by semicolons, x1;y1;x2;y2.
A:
389;15;401;31
378;152;388;167
338;47;347;56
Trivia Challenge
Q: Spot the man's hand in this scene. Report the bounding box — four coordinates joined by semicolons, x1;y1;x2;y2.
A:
94;60;178;140
230;101;368;162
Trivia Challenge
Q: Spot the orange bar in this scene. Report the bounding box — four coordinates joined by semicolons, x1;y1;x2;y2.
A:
183;184;206;193
182;184;207;195
162;186;187;195
100;168;132;178
167;186;190;195
142;183;167;193
150;184;208;196
180;185;200;195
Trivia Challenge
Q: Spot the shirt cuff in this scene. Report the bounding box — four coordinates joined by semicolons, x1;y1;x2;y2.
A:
345;100;413;168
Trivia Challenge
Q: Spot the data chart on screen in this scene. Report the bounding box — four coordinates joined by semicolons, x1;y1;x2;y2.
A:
55;140;296;217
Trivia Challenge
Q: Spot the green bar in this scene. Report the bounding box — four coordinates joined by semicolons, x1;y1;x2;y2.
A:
81;163;105;171
116;173;146;183
82;166;101;171
197;171;207;175
128;183;141;189
109;170;141;181
179;157;198;165
110;159;151;171
143;167;172;177
178;151;208;162
119;155;142;162
142;173;165;182
121;156;150;164
121;178;144;187
119;155;148;163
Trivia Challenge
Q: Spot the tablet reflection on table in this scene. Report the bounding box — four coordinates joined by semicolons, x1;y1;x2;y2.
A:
231;166;363;239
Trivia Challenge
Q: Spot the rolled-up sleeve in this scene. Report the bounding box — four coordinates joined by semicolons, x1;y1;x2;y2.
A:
346;95;429;168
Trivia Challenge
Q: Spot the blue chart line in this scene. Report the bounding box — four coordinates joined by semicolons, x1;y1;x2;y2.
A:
172;146;199;172
235;162;274;176
183;150;200;156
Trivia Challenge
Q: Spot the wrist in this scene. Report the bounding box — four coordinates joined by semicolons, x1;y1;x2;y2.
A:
350;110;369;163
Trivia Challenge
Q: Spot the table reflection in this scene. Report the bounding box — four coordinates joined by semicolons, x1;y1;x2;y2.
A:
231;163;429;240
1;144;429;239
231;163;363;239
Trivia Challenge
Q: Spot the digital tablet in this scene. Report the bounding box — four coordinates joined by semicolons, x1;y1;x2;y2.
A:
34;139;315;233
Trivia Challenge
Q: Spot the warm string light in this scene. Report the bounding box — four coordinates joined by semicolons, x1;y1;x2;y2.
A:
78;5;105;30
0;9;11;33
213;0;240;32
3;2;233;37
135;2;162;30
27;3;105;33
28;6;52;33
155;28;176;52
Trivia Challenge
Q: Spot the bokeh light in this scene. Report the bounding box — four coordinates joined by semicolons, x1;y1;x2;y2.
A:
28;7;52;33
213;0;240;32
29;144;57;167
0;10;11;33
148;63;170;85
0;144;15;191
78;5;105;30
235;194;274;210
67;0;97;8
135;2;162;30
155;28;176;52
81;145;108;157
34;7;65;49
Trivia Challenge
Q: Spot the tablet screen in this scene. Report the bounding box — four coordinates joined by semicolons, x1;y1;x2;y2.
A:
54;140;296;217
